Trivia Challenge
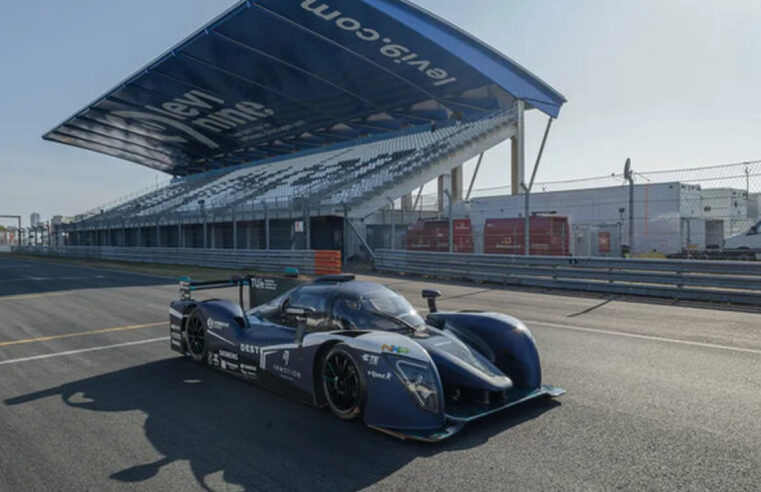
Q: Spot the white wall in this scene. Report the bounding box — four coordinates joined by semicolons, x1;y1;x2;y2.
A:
468;182;689;255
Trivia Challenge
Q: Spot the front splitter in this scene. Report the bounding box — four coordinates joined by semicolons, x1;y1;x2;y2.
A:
368;384;565;442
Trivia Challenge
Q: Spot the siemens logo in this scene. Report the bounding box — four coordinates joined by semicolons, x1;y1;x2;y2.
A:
301;0;457;88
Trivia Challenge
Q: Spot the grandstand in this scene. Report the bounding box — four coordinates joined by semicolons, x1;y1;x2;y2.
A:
43;0;565;256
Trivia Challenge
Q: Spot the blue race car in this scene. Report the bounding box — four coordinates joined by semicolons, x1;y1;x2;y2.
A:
169;274;563;441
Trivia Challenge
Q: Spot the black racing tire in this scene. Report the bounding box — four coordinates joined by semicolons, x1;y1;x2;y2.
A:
184;308;207;364
321;344;365;420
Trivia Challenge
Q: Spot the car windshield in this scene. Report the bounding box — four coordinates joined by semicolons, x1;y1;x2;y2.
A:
335;288;425;331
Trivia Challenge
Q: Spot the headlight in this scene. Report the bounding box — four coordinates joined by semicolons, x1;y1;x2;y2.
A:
388;357;439;413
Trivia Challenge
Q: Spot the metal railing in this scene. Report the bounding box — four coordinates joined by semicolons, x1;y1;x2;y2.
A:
374;249;761;305
13;246;340;275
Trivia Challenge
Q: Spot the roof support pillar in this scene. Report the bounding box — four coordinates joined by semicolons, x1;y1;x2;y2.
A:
451;166;463;202
401;193;413;212
438;173;452;214
511;100;525;195
466;152;485;201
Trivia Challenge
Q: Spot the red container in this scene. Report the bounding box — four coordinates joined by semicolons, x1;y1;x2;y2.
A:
484;217;570;256
406;219;473;253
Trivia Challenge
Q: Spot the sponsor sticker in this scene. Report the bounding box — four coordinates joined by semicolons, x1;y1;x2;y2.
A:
381;344;410;355
250;277;277;291
207;318;230;330
219;350;239;361
212;353;220;366
240;344;259;355
367;370;392;380
361;354;379;366
240;363;258;378
273;364;302;380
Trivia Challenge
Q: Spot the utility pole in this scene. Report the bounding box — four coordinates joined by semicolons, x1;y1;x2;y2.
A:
746;165;751;196
624;158;634;256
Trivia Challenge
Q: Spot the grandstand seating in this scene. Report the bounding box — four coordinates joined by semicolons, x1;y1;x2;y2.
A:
83;109;514;223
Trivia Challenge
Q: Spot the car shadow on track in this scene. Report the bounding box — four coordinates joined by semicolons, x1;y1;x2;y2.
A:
4;357;560;491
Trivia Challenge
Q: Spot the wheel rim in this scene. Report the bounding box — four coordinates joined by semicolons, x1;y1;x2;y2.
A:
324;352;360;413
186;316;205;356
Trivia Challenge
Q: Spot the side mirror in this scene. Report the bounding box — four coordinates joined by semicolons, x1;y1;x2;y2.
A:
286;306;316;345
422;289;442;313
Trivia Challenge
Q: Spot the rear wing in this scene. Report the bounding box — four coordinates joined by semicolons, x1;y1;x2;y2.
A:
179;270;306;310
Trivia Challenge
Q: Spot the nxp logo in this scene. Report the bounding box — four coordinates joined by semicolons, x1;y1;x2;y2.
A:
381;344;410;355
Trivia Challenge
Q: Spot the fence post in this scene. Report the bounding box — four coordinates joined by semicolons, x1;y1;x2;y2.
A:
264;201;270;250
388;198;395;250
232;206;238;250
304;205;310;250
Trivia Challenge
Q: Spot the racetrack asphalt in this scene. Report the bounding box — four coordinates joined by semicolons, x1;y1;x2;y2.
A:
0;254;759;491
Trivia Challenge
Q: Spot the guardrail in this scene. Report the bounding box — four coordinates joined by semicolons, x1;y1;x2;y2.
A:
13;246;341;276
374;249;761;306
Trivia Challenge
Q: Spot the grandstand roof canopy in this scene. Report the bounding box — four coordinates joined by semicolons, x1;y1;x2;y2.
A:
44;0;566;176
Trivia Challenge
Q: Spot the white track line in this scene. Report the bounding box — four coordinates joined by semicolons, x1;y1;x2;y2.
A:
0;337;169;366
529;320;761;356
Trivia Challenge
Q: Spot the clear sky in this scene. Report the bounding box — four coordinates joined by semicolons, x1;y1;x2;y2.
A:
1;0;759;225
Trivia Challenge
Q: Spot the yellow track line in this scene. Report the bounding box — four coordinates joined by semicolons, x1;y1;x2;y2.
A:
0;321;165;348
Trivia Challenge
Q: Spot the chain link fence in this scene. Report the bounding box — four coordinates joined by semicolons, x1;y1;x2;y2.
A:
368;159;761;260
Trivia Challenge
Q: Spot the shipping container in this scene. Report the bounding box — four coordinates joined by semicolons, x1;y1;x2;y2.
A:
406;219;473;253
483;217;570;256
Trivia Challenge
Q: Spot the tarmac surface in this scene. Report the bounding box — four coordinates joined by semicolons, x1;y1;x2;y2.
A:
0;254;759;491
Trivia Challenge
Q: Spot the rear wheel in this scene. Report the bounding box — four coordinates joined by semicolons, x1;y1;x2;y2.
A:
322;344;364;420
184;308;207;364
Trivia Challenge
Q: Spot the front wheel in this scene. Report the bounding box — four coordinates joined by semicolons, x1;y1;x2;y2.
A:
322;344;365;420
184;308;207;364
